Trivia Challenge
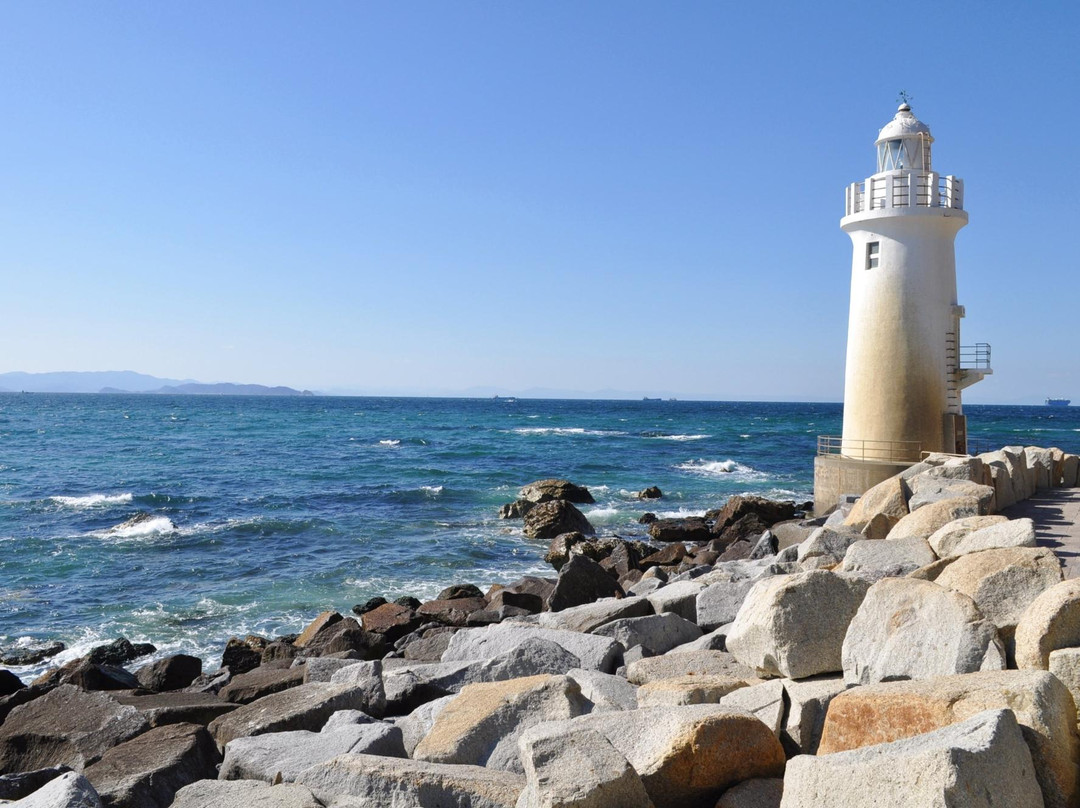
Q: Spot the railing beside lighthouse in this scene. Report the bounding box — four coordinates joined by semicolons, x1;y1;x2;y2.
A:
845;171;963;216
817;435;923;463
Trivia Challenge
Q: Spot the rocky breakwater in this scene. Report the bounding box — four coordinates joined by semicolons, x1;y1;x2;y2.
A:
4;450;1080;806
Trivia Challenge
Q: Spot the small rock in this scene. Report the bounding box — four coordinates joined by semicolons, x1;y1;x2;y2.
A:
638;486;663;499
524;501;596;540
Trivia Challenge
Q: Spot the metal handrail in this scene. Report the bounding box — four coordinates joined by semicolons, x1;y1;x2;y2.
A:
960;343;991;369
845;171;963;216
817;435;923;463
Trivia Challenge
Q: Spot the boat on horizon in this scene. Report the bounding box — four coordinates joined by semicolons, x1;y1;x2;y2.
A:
1046;398;1071;407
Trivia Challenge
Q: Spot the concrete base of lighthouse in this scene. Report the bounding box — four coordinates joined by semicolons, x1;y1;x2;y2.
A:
813;455;914;516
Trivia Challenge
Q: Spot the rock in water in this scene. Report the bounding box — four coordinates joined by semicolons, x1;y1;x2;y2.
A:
524;501;595;540
518;479;595;505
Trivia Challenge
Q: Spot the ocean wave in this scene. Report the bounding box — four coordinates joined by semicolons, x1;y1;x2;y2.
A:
583;506;621;523
506;427;628;437
656;508;708;519
51;493;134;508
676;459;756;477
640;432;711;441
379;439;401;447
96;515;178;539
421;485;444;496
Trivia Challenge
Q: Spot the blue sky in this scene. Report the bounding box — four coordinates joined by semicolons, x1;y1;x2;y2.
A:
1;2;1076;402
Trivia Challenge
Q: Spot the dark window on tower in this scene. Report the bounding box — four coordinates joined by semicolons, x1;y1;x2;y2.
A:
866;241;880;269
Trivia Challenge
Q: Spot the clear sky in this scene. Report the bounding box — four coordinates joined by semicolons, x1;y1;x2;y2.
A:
1;2;1076;402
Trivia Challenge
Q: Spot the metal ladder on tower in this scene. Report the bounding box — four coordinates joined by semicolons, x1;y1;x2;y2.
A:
945;331;961;412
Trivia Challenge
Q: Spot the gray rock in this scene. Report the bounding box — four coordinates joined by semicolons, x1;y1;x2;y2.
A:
726;571;871;679
696;578;757;631
676;624;731;652
626;650;757;685
170;780;323;808
839;536;936;576
515;724;653;808
11;772;102;808
565;667;638;712
220;722;405;783
327;661;386;718
0;685;149;772
322;709;378;730
842;577;1005;685
715;778;783;808
441;624;622;673
907;475;995;513
300;657;361;683
780;708;1044;807
82;723;219;808
939;517;1037;558
779;675;848;755
112;691;239;728
591;612;702;656
645;581;705;623
546;554;621;612
534;596;652;634
392;695;454;757
297;753;524;807
626;577;664;596
718;679;785;734
796;527;860;568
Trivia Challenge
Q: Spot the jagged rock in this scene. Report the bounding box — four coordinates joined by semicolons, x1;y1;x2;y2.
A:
546;555;623;612
413;674;588;772
715;514;771;548
592;612;702;656
352;596;388;616
519;479;595;505
645;581;704;622
499;500;532;519
839;535;935;576
640;542;689;567
934;546;1062;646
516;724;654;808
441;624;622;673
516;706;785;808
566;667;638;712
535;594;652;634
112;691;239;728
0;767;73;801
327;661;386;718
818;670;1080;808
887;496;982;540
696;577;758;632
437;583;485;601
1014;578;1080;670
12;772;103;808
170;779;323;807
625;650;757;686
638;486;663;499
221;635;269;675
417;597;489;627
300;657;359;683
184;668;231;696
779;675;848;755
749;530;779;559
647;517;711;544
843;474;909;539
35;659;141;692
715;778;783;808
297;754;524;807
726;571;871;679
133;654;202;692
220;721;405;783
487;589;543;614
393;695;454;757
401;632;457;662
207;682;374;750
360;602;422;643
782;708;1043;807
796;527;861;569
296;612;343;648
0;685;148;771
83;723;219;808
635;675;753;708
87;637;154;667
218;665;305;705
524;500;595;540
842;577;1005;684
907;475;995;513
0;641;65;667
936;517;1038;558
718;678;786;735
710;496;797;536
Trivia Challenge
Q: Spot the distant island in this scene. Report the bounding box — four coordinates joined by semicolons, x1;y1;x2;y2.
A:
0;371;314;396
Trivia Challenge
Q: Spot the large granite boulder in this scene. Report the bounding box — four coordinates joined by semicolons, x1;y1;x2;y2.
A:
566;668;639;713
795;527;861;569
935;517;1038;558
1014;578;1080;670
0;685;149;772
170;779;323;808
696;577;759;632
218;665;305;705
413;674;588;773
907;475;995;514
646;580;705;622
519;479;595;505
82;723;219;808
843;474;909;539
10;772;103;808
441;624;622;673
780;675;848;756
626;651;757;686
524;500;595;540
887;496;982;540
591;612;702;656
133;654;202;692
925;514;1009;557
112;691;239;728
842;578;1005;685
781;708;1044;807
635;675;755;709
839;535;935;576
534;594;652;633
818;670;1080;808
726;571;871;679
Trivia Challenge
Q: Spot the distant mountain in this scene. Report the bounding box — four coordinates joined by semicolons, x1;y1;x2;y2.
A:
149;383;313;396
0;371;197;393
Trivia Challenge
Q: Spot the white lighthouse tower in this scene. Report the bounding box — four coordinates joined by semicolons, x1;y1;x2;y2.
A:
815;103;991;511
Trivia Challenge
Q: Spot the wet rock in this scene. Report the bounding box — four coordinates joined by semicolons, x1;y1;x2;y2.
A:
715;514;771;548
220;635;268;675
134;654;202;692
351;596;387;616
647;517;710;544
87;637;154;667
294;611;344;649
301;617;386;659
1;641;65;667
34;659;142;692
639;512;657;525
524;500;595;540
519;478;595;505
638;486;663;499
360;602;422;642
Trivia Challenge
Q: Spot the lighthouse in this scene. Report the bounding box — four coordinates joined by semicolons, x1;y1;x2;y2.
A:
814;103;991;512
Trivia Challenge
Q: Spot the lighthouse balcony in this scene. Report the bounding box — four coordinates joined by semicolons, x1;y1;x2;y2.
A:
845;171;963;216
957;342;993;389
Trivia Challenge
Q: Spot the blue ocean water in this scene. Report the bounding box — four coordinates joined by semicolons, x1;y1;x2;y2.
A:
1;394;1077;679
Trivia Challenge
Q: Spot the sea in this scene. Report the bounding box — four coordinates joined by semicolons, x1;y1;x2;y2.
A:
1;394;1077;680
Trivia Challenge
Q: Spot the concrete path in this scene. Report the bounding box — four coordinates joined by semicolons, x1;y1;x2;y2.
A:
1003;488;1080;579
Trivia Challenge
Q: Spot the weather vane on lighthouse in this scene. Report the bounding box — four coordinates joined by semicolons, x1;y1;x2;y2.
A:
896;90;913;106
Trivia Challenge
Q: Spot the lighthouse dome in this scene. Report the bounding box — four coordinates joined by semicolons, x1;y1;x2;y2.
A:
874;103;933;172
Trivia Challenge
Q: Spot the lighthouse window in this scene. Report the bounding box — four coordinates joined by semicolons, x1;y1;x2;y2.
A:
866;242;880;269
877;139;905;171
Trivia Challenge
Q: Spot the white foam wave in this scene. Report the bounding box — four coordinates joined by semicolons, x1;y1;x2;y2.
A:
583;506;620;522
101;516;177;539
676;459;755;477
379;439;401;447
421;485;444;496
506;427;627;437
51;493;133;508
657;508;708;519
649;434;711;442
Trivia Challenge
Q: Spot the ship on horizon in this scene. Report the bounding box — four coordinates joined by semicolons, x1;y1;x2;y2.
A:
1046;398;1071;407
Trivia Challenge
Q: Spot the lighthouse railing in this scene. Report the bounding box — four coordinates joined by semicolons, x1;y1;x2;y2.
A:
817;435;923;463
845;171;964;215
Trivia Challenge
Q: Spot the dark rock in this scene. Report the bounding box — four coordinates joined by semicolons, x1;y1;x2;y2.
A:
114;691;240;728
295;612;345;648
436;583;484;601
0;684;149;771
393;596;422;610
84;722;220;808
415;597;488;627
692;549;720;566
647;517;711;543
639;512;657;525
638;486;663;499
361;603;423;643
300;618;386;661
88;637;154;667
525;501;595;540
35;658;141;691
606;541;650;577
749;529;779;559
503;576;557;605
220;636;268;675
519;478;595;505
544;531;591;570
0;683;53;727
183;668;231;696
619;569;644;588
261;641;300;665
546;555;624;613
218;665;305;705
498;499;534;519
0;765;73;801
399;633;456;662
488;589;544;614
709;495;798;535
134;655;202;692
641;542;688;567
0;641;65;667
715;513;770;547
351;597;388;616
464;609;504;626
0;669;24;698
718;540;754;562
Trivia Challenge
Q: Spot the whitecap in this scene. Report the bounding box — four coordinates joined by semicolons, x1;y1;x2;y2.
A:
507;427;627;437
101;516;177;539
583;506;621;522
675;459;756;477
657;507;708;519
51;493;134;508
379;439;401;447
651;434;711;442
421;485;444;496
